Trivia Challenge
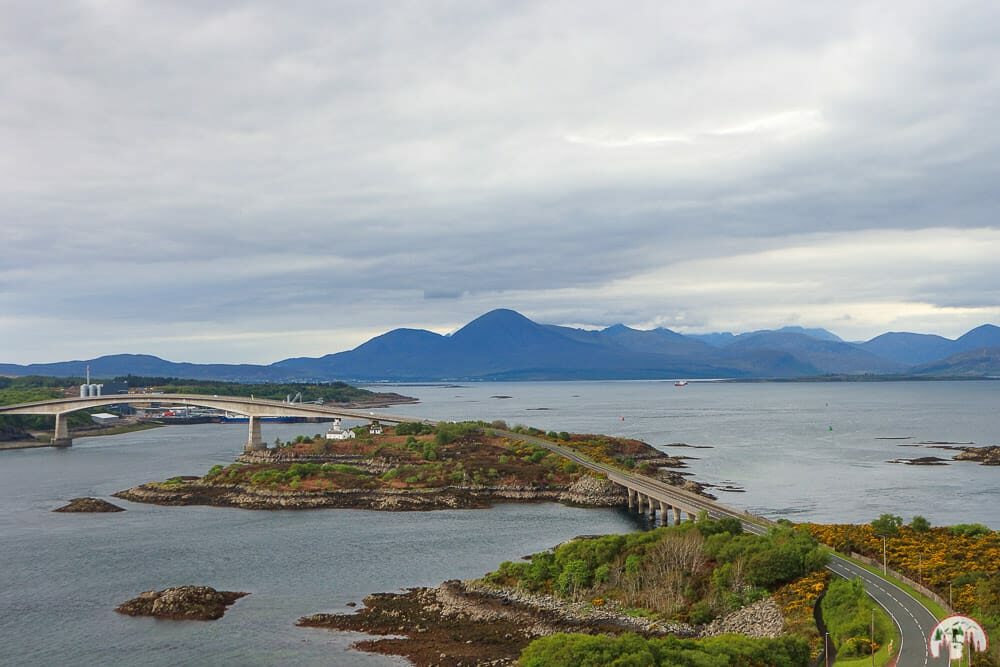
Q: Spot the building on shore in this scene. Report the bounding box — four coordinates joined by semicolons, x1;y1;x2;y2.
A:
326;418;356;440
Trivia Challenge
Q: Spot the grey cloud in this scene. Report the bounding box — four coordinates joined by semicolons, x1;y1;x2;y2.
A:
2;1;1000;362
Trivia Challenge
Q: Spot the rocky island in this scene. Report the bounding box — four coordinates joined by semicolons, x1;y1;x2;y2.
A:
53;497;126;512
116;586;248;621
299;520;826;666
891;443;1000;466
115;422;704;511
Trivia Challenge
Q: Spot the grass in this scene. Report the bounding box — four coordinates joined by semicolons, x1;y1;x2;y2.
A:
836;551;950;620
829;602;895;666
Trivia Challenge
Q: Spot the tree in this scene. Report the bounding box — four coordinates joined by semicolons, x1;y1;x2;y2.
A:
871;513;903;538
556;559;591;600
910;515;931;533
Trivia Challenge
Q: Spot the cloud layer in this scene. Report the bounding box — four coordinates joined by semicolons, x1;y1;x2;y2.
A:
3;1;999;363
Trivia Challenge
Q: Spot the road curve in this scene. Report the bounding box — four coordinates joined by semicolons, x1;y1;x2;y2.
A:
500;430;945;666
827;555;947;667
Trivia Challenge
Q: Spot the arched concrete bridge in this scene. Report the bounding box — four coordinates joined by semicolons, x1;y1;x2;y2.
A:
0;398;947;664
0;394;430;450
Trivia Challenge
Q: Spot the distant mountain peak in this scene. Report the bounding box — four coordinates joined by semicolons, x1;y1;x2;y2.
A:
452;308;538;338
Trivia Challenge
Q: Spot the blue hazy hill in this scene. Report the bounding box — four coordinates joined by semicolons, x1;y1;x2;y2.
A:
2;311;997;382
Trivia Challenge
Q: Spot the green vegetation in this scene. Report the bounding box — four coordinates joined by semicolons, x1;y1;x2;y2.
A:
195;422;587;492
870;513;903;538
519;632;810;667
949;523;991;537
484;519;827;623
0;376;91;436
821;578;892;661
111;375;389;404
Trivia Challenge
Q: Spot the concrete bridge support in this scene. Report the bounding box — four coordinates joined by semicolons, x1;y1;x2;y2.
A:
245;416;265;452
673;506;682;524
51;413;72;447
687;511;697;522
627;488;637;511
659;501;669;526
646;495;656;520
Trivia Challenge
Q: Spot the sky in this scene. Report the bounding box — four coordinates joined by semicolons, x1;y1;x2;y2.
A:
3;1;1000;364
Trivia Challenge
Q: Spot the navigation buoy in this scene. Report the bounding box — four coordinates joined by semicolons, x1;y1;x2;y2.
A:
829;425;833;431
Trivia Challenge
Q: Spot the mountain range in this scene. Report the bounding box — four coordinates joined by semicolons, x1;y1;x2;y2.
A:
2;309;999;382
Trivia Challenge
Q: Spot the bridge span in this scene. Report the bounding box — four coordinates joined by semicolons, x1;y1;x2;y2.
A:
0;394;429;450
499;430;947;667
0;399;947;664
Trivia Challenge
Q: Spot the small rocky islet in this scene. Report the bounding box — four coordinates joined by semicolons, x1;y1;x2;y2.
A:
53;497;125;512
116;586;248;621
888;444;1000;466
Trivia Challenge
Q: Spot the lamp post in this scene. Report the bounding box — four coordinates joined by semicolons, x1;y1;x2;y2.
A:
871;608;876;667
882;535;887;575
825;632;830;667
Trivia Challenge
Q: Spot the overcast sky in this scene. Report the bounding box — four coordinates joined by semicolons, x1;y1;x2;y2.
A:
3;1;999;364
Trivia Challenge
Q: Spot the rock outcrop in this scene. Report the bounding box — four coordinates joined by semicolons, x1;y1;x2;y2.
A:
115;586;248;620
53;497;126;512
298;579;692;667
700;598;784;638
115;474;628;511
557;475;629;506
953;445;1000;465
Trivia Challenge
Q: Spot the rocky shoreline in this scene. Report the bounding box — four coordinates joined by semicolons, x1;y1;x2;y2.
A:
298;579;783;667
890;444;1000;466
114;474;629;511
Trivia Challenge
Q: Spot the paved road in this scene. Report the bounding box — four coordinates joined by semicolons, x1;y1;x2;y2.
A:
502;430;946;667
827;556;947;667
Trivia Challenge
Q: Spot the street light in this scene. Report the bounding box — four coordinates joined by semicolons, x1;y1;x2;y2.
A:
871;608;876;667
882;535;887;575
825;632;830;667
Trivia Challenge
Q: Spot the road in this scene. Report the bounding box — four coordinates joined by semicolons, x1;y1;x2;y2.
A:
501;430;947;666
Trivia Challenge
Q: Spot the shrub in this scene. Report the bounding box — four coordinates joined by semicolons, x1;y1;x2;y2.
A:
871;513;903;538
950;523;990;537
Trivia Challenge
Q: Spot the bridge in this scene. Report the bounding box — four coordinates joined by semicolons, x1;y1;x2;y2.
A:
0;395;947;664
0;394;427;451
501;430;948;667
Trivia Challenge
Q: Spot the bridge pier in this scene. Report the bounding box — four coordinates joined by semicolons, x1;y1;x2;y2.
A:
646;495;656;520
636;493;645;514
673;506;682;524
245;416;265;452
659;501;669;526
687;511;697;522
627;488;637;511
51;413;72;447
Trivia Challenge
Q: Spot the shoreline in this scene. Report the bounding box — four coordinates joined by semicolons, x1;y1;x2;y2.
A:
114;474;631;511
0;421;165;450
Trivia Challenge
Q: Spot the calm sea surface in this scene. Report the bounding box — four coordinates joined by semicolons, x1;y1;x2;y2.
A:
1;380;997;665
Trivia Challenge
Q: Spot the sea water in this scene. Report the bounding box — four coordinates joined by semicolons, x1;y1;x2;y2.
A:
1;380;996;665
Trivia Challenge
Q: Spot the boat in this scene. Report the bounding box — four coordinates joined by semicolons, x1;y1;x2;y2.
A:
674;380;689;387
